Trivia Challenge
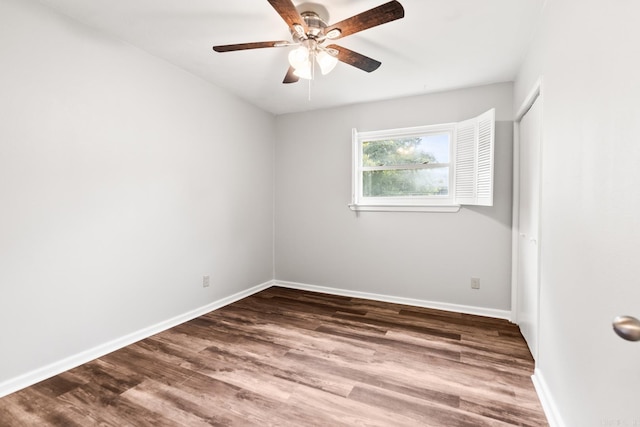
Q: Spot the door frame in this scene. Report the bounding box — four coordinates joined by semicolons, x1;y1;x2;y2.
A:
511;78;544;360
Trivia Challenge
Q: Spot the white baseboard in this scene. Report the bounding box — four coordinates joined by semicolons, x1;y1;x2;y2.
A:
274;280;512;320
0;280;274;399
532;368;565;427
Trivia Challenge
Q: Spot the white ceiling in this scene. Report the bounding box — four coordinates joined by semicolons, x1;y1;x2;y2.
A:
38;0;544;115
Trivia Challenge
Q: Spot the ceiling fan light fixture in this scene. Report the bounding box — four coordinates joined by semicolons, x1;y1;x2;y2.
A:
293;61;313;80
288;45;309;69
316;49;338;75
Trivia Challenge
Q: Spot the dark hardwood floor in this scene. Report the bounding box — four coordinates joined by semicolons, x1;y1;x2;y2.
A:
0;287;548;426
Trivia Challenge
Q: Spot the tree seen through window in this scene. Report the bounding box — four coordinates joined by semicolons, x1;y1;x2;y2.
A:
362;135;449;197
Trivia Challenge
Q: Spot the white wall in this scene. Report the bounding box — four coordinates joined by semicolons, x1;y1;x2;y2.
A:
515;0;640;425
275;83;514;312
0;0;274;390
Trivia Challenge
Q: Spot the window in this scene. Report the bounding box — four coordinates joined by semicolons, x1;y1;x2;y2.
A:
350;109;495;212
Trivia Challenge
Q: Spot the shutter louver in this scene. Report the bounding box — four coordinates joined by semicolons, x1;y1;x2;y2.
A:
475;109;495;206
454;118;477;205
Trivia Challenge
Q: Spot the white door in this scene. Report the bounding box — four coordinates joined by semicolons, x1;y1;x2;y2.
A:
517;96;541;360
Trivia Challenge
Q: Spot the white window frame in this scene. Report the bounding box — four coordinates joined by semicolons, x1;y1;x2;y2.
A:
350;108;495;213
352;123;456;212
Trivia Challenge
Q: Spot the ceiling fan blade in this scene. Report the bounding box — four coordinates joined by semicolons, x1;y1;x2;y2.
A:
283;66;299;84
325;1;405;39
327;44;381;73
267;0;306;29
213;41;291;52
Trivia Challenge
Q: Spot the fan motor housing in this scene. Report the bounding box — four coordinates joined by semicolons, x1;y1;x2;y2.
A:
297;2;330;22
290;11;327;41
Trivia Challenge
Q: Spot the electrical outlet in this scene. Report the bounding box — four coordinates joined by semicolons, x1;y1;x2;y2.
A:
471;277;480;289
203;275;210;288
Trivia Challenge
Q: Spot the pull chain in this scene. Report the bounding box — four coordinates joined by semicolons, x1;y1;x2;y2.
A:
308;49;316;101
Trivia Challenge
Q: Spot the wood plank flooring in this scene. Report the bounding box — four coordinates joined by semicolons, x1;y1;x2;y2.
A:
0;287;548;426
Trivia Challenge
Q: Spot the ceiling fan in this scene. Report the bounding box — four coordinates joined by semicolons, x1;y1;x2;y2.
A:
212;0;405;84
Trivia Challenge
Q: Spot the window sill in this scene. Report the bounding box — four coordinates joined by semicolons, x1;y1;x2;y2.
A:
348;204;461;213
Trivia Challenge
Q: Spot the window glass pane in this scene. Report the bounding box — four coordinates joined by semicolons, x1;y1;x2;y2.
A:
362;133;450;167
363;167;449;197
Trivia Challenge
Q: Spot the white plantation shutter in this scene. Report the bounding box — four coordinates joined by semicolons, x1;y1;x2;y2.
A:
454;118;477;204
476;109;495;205
454;108;495;206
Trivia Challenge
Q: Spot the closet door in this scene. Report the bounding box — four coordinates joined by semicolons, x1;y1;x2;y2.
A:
517;96;541;359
